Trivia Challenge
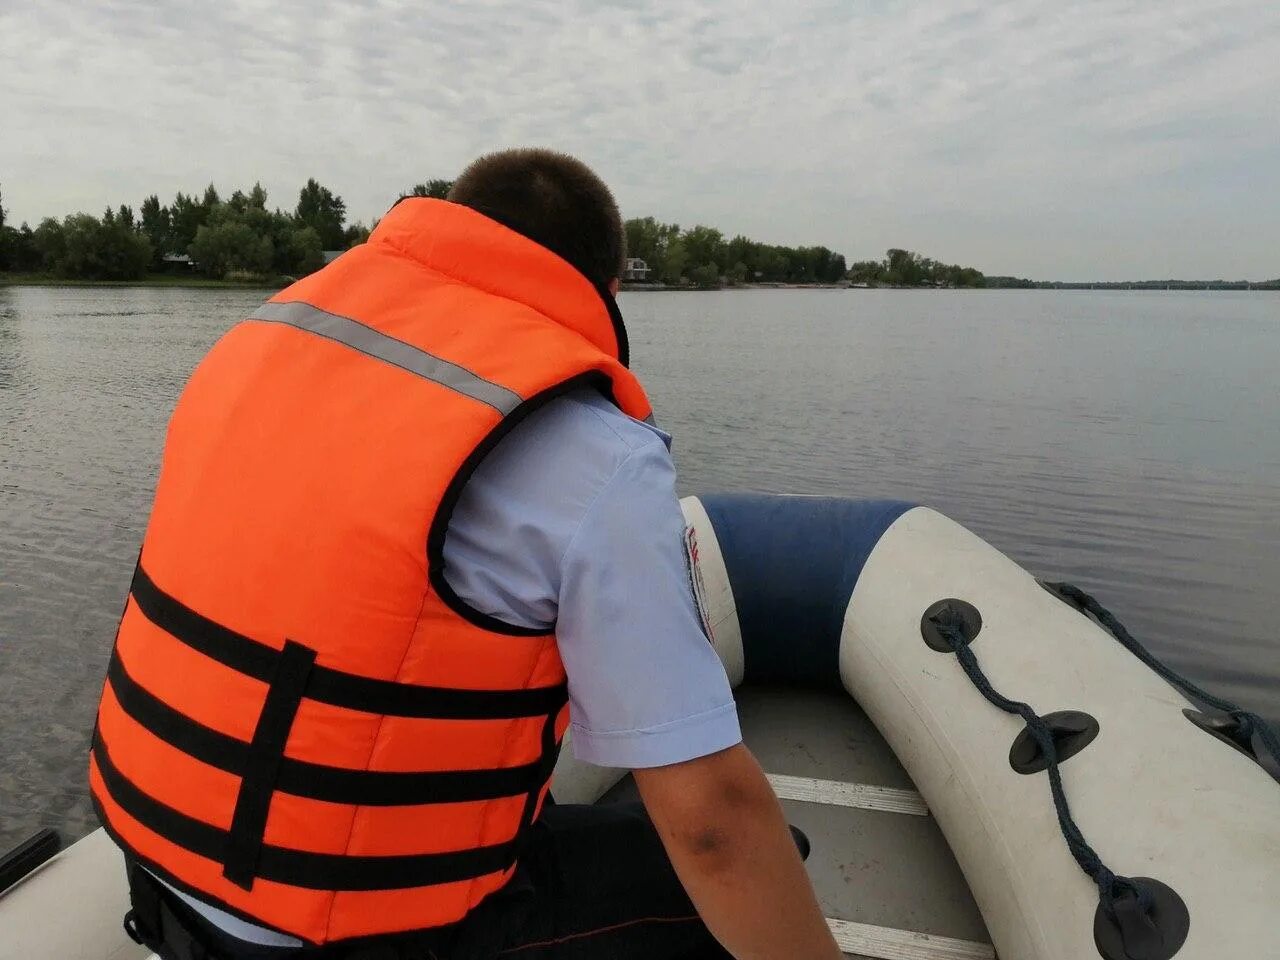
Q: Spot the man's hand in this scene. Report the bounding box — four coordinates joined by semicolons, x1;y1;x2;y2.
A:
634;743;844;960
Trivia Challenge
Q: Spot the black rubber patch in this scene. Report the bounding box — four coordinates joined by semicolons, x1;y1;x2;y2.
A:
1038;579;1107;629
0;828;61;893
1094;877;1190;960
1183;708;1255;760
921;599;982;652
1009;710;1101;774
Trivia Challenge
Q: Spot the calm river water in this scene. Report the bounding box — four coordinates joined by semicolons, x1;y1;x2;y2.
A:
1;285;1277;850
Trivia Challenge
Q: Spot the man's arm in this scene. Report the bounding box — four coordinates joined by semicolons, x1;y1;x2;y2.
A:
635;744;843;960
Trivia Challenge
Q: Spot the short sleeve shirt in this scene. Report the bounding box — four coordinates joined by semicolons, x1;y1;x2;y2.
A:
443;387;741;768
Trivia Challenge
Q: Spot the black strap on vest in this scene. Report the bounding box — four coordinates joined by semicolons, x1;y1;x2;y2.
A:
121;855;523;960
97;564;568;892
128;564;567;719
93;732;523;890
106;650;546;806
223;639;315;889
124;859;223;960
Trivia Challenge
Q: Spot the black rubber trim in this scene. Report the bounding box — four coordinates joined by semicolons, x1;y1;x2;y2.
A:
1093;876;1190;960
0;828;61;893
223;640;315;889
91;732;520;891
1182;708;1257;759
921;599;983;652
427;371;619;636
1009;710;1101;774
128;565;567;719
594;283;631;368
105;651;546;805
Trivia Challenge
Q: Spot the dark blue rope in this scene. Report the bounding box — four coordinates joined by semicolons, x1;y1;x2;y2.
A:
934;620;1148;916
934;583;1279;924
1046;583;1280;771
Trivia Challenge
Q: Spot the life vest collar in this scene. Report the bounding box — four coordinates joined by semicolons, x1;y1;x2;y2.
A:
370;198;630;366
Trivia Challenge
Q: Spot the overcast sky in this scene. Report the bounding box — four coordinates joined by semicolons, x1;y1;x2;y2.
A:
3;1;1278;280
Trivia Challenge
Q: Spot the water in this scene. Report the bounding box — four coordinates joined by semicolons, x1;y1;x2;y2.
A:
1;285;1277;851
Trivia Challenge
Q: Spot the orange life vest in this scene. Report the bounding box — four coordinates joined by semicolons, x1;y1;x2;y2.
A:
89;198;652;946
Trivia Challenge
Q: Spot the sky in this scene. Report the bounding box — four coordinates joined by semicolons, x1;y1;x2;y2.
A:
2;0;1278;281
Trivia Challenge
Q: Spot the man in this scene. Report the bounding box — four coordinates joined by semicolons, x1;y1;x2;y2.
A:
90;148;842;960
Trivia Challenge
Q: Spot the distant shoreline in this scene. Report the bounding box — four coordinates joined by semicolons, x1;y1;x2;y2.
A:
0;273;279;289
620;281;847;292
4;274;1276;293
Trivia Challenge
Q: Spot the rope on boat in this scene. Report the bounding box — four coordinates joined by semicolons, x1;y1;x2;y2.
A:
930;584;1277;959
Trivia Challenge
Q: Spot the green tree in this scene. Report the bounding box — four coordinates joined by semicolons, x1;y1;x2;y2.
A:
12;223;39;271
169;192;206;255
726;235;755;274
407;180;453;200
726;261;750;285
54;212;150;280
295;178;347;249
624;216;664;264
279;225;324;276
343;222;371;248
848;260;883;284
32;218;66;271
659;237;688;284
0;184;9;270
683;226;726;272
191;220;272;279
689;262;720;287
139;195;171;266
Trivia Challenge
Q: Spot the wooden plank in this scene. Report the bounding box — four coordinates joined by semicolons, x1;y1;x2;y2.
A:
827;918;995;960
767;773;929;816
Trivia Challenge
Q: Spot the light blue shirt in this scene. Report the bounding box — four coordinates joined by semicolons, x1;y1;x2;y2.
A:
444;388;740;768
162;387;741;946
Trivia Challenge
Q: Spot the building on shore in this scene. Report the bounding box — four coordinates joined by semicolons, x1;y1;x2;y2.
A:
160;253;197;271
622;257;650;281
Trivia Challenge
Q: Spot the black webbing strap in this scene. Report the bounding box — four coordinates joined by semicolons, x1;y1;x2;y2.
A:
128;564;567;720
93;733;522;890
106;649;546;805
223;639;315;889
124;860;221;960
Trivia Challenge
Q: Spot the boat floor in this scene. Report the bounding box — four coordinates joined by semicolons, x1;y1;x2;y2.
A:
603;685;991;959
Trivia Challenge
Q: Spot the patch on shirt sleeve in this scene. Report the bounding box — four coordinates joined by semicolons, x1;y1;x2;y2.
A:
683;524;715;642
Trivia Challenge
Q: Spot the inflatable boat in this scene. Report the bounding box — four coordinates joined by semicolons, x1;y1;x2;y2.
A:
3;495;1277;960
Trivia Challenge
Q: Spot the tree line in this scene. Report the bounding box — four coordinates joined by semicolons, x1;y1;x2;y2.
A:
0;179;383;282
847;248;985;288
624;218;847;286
0;180;858;286
984;275;1280;290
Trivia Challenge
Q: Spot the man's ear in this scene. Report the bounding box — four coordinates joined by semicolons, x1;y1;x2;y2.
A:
608;277;621;296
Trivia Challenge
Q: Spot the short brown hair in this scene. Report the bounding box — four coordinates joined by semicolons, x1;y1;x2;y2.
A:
448;149;624;287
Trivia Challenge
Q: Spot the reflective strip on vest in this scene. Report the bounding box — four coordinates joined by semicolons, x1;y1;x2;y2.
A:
249;301;523;415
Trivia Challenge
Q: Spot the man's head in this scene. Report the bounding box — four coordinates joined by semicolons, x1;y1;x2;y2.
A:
448;149;624;291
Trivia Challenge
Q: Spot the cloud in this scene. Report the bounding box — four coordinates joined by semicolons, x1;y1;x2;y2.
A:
2;0;1278;279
